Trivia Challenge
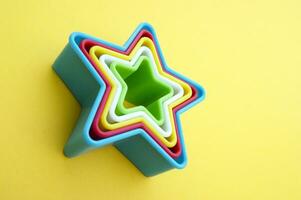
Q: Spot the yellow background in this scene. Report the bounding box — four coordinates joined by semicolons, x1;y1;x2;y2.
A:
0;0;300;199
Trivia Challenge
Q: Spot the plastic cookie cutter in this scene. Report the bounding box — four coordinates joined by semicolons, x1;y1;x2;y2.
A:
53;22;205;176
83;28;203;163
110;55;174;127
81;38;184;158
82;27;200;159
99;46;184;140
86;42;178;147
91;37;192;136
81;26;199;161
87;28;203;159
80;30;189;145
104;52;175;127
88;37;193;148
105;48;182;127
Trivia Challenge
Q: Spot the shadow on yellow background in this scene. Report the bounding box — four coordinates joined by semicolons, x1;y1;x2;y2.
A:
0;0;300;199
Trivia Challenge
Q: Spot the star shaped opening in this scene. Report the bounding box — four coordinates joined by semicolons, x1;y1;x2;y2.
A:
111;55;174;125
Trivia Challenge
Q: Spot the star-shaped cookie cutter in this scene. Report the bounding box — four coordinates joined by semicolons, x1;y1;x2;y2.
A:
53;23;205;176
82;32;192;158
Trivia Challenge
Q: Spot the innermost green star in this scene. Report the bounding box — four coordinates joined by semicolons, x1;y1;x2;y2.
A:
109;55;174;126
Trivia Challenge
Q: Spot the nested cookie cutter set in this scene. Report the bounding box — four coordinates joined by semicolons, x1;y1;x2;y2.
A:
53;23;205;177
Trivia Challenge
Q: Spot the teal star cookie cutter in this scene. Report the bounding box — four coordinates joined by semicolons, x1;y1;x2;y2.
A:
53;23;205;176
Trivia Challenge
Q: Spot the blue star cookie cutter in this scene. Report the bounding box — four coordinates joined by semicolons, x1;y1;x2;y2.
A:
52;23;205;176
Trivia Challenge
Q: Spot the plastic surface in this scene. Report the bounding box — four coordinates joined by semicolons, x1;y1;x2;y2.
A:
52;23;205;176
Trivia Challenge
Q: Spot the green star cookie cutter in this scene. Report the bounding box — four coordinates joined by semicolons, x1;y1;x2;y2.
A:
110;55;174;126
